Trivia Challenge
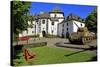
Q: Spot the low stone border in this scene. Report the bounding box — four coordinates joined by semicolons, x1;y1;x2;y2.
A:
23;42;47;48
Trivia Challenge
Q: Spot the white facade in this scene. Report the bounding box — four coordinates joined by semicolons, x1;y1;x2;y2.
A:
73;21;85;33
50;13;64;17
18;8;85;38
19;13;64;37
58;20;85;38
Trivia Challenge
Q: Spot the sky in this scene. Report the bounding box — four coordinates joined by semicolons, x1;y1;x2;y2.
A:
29;2;96;18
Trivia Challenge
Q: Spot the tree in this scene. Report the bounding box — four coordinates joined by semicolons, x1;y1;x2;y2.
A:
11;1;31;36
85;8;97;33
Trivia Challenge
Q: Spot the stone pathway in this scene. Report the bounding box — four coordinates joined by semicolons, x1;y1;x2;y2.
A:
13;38;67;46
13;38;97;52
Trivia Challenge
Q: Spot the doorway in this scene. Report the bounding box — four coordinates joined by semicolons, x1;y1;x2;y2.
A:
66;32;69;38
42;31;46;37
62;33;64;38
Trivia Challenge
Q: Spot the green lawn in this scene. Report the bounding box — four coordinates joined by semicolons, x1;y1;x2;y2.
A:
13;46;96;66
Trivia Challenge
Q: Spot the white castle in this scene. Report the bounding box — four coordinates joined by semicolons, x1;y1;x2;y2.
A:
19;7;85;38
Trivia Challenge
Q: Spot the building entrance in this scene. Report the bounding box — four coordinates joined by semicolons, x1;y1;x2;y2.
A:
42;31;46;37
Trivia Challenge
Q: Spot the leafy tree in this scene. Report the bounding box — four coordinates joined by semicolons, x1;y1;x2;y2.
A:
85;7;97;33
11;1;31;36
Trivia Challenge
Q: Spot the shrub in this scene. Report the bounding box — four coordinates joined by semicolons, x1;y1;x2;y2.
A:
23;42;47;48
28;35;39;38
46;34;59;38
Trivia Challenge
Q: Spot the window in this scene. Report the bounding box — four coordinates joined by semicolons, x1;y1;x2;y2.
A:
42;20;45;24
55;14;57;17
43;28;45;30
62;24;64;27
32;31;34;33
67;23;68;26
62;29;64;32
52;30;53;34
67;28;68;31
52;22;54;25
37;22;38;24
36;19;38;22
67;16;69;20
81;24;82;26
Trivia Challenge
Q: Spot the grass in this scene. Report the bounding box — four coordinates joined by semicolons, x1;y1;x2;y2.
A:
13;46;96;66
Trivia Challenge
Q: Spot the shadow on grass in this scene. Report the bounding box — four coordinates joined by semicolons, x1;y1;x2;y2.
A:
64;45;97;61
64;46;97;56
55;41;97;61
86;56;97;61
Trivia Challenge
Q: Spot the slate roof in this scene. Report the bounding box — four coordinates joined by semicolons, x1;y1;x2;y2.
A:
34;13;50;19
34;12;64;22
50;17;64;22
38;13;50;18
66;13;83;22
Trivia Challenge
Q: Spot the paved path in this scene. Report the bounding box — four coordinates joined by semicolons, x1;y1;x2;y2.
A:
13;38;67;46
13;38;97;53
14;37;97;55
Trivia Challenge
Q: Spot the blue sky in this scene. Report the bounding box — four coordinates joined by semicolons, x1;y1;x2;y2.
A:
29;2;96;18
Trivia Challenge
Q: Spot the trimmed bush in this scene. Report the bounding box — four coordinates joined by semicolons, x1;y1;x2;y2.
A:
46;34;59;38
12;45;23;59
23;42;47;48
28;35;39;38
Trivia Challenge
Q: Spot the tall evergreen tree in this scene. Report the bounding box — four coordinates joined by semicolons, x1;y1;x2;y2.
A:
85;7;97;33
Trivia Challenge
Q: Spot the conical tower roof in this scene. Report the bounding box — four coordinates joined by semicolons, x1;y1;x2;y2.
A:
52;6;62;12
50;6;64;14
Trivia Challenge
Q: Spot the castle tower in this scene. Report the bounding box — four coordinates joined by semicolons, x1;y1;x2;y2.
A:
48;7;65;35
